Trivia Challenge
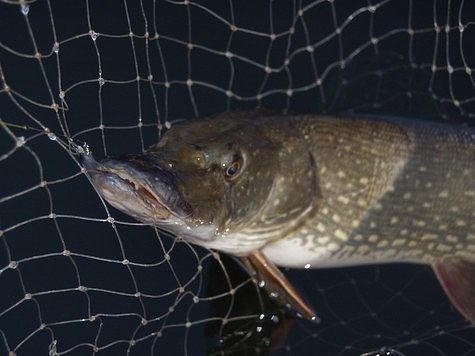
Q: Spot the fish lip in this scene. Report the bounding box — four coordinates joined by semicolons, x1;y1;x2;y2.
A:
83;153;191;223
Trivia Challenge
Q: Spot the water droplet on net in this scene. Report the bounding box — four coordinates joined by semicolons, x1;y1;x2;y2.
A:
21;4;29;15
90;31;99;41
16;136;26;147
47;132;57;141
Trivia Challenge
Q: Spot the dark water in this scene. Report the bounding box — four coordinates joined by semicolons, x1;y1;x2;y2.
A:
0;1;474;355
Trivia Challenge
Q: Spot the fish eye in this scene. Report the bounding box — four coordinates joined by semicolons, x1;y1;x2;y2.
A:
224;154;243;178
225;162;240;177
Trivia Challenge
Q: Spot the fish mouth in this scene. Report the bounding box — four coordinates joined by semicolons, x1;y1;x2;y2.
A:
82;152;191;224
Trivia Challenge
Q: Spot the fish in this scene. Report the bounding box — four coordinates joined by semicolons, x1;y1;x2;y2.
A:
81;109;475;323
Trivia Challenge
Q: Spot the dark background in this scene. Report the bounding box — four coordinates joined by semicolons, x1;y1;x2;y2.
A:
0;0;474;355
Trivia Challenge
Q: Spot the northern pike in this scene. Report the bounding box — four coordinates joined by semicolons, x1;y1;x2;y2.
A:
82;110;475;322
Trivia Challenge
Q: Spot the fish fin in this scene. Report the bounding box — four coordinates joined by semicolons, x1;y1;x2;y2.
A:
433;260;475;323
240;250;319;323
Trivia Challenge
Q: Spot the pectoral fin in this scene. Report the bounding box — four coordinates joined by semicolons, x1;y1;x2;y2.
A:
433;260;475;323
241;250;319;322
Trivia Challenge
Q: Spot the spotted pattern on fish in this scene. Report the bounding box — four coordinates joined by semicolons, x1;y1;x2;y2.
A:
265;116;474;269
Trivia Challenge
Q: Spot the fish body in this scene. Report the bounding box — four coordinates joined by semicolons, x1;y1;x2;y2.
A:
83;110;475;321
264;115;475;268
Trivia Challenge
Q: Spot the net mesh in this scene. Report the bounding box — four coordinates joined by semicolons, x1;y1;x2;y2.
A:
0;0;474;355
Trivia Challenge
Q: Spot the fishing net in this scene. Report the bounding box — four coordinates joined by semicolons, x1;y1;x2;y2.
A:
1;0;474;354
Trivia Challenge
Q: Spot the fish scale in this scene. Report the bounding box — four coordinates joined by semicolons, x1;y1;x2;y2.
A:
269;116;474;266
349;123;474;263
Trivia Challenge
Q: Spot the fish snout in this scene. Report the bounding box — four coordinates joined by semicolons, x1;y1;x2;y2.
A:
80;151;101;171
94;154;191;221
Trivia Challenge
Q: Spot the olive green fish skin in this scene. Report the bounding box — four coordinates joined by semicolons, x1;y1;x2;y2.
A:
264;116;475;268
85;111;474;268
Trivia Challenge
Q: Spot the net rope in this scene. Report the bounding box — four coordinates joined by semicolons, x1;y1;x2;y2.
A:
0;0;474;355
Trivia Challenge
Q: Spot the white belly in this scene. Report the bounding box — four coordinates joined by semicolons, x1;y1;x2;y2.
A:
262;237;334;269
261;237;408;269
